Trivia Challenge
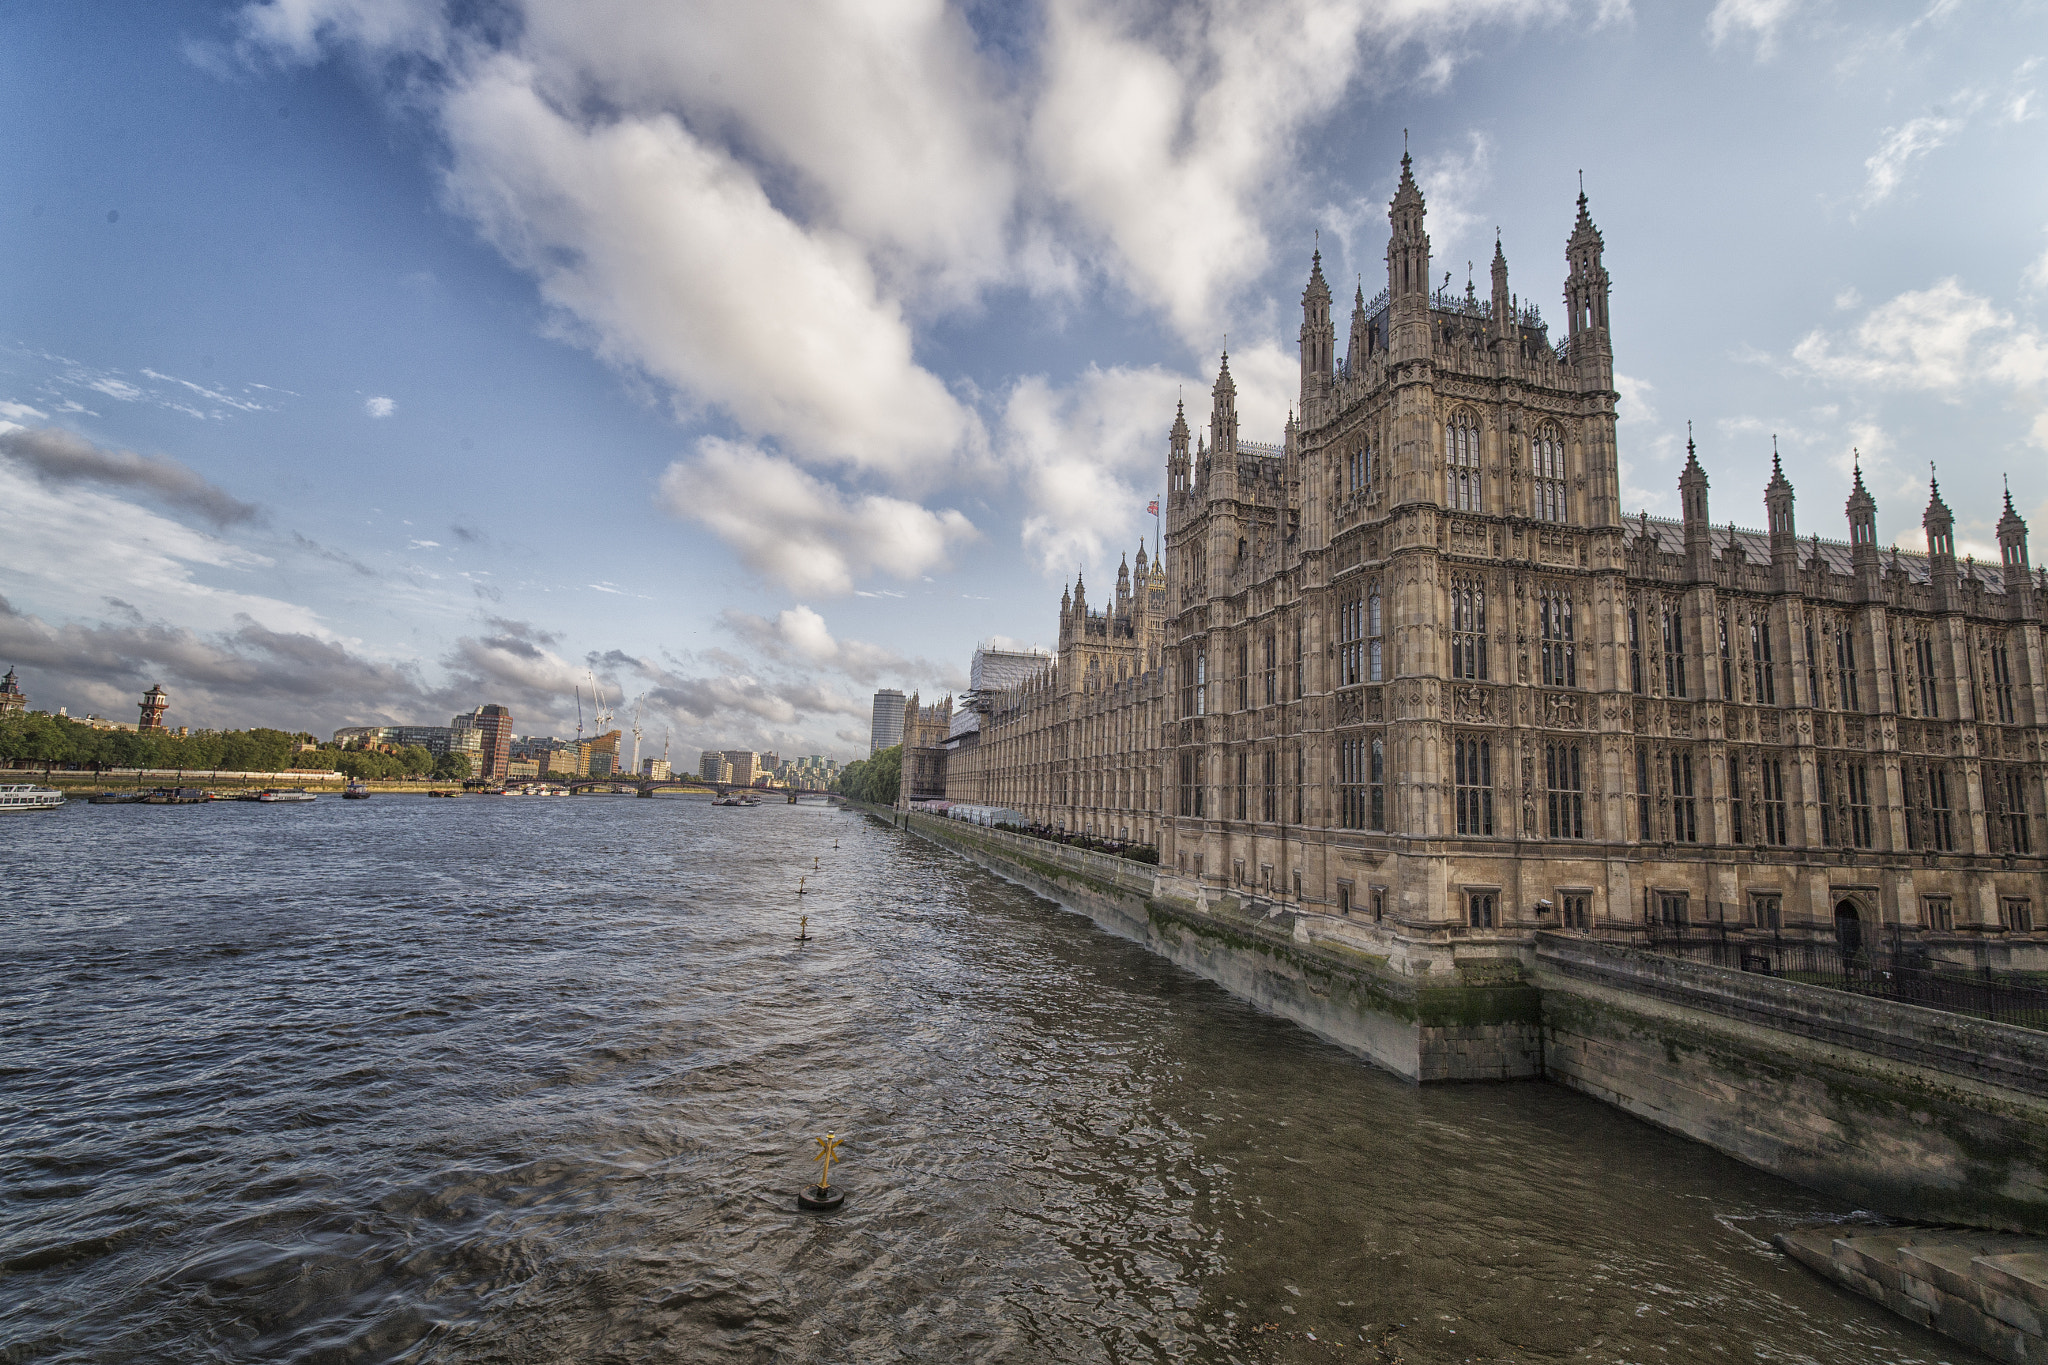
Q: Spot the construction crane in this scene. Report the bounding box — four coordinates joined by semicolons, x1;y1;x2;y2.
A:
630;698;642;778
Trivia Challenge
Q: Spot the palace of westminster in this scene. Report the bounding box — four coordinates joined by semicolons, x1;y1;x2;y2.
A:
913;153;2046;954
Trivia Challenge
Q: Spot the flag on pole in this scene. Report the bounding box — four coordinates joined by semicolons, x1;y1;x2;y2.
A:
1146;500;1159;515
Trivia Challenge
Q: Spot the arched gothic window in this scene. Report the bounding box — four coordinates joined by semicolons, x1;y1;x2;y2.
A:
1449;579;1487;680
1533;426;1567;523
1445;411;1481;512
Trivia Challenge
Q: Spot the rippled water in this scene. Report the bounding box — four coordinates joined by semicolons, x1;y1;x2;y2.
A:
1;794;1980;1363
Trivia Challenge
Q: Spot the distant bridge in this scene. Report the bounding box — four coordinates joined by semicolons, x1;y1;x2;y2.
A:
553;778;837;799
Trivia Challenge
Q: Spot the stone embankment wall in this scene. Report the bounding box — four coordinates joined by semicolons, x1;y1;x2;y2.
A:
883;806;1541;1083
865;804;2048;1233
1537;936;2048;1233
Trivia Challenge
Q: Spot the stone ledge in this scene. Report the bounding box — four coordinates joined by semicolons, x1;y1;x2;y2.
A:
1778;1225;2048;1364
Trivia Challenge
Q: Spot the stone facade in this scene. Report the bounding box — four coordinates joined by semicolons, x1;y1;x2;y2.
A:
954;152;2048;958
898;692;954;803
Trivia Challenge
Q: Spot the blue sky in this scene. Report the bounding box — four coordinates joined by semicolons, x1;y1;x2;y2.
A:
2;0;2044;760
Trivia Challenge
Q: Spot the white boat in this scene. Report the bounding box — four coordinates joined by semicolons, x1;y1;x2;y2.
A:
257;788;318;803
0;782;65;811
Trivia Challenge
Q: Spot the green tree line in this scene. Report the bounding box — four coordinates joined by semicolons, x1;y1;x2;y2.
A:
832;745;899;805
0;713;471;779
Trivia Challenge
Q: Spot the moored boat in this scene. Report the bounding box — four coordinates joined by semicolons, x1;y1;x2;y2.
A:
141;788;209;805
343;781;371;800
257;788;318;803
0;782;65;812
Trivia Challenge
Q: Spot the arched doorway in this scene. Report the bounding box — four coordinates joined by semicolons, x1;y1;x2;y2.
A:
1834;900;1864;959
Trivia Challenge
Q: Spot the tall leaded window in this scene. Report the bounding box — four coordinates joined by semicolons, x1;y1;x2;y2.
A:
1545;743;1584;839
1662;605;1687;697
1179;749;1202;817
1368;588;1383;682
1670;751;1698;842
1990;637;2016;725
1635;744;1653;840
1540;589;1577;688
1761;757;1788;846
1750;612;1775;705
1454;736;1494;835
1294;746;1305;824
1929;765;1955;851
1338;595;1363;686
1805;622;1820;707
1450;579;1488;680
1816;761;1834;846
1262;632;1277;706
1292;617;1304;700
1907;762;1954;852
1195;647;1207;716
1235;750;1247;820
1718;614;1733;698
1348;445;1365;493
1339;736;1366;830
1998;768;2032;854
1628;606;1644;694
1847;762;1874;849
1237;638;1250;711
1532;427;1567;523
1369;737;1385;831
1729;754;1746;844
1445;411;1481;511
1836;627;1861;711
1262;748;1276;822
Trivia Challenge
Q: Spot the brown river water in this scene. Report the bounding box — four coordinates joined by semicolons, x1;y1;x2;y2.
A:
0;794;1984;1362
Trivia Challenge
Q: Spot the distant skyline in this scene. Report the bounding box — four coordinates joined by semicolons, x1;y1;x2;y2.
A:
3;1;2044;759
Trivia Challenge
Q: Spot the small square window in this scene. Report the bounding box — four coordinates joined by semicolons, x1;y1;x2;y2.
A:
1371;887;1387;923
1561;893;1592;930
1337;880;1354;915
1751;894;1782;930
2003;898;2034;934
1922;896;1953;932
1468;891;1497;928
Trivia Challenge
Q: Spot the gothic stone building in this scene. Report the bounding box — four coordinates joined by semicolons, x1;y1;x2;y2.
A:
953;154;2047;966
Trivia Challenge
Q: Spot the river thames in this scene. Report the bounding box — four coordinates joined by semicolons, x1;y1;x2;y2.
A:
1;795;1978;1362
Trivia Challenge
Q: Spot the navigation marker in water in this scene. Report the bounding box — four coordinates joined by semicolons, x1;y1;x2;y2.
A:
795;915;811;943
798;1132;845;1210
797;875;808;895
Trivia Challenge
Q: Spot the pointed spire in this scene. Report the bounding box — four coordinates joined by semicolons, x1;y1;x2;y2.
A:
1393;142;1423;208
1171;398;1189;438
1214;350;1235;395
1305;247;1330;300
1682;420;1703;476
2004;473;2016;516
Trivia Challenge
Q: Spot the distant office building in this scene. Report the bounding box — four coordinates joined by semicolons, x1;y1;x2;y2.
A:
138;684;169;732
870;689;905;754
588;729;621;779
641;758;671;780
722;750;760;786
474;706;511;780
758;751;780;777
0;668;25;716
699;750;727;782
504;757;541;780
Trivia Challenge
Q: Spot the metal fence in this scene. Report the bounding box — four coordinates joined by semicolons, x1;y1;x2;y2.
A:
1643;925;2048;1031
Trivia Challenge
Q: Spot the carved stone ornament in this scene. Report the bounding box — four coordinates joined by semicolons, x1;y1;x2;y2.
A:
1669;705;1693;738
1337;691;1363;725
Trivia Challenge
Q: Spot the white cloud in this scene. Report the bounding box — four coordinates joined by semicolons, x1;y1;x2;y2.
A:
1706;0;1798;57
1860;113;1964;207
657;437;976;595
2024;230;2048;293
434;55;983;483
1001;364;1189;577
0;458;322;639
365;395;396;417
1791;278;2048;448
718;603;949;687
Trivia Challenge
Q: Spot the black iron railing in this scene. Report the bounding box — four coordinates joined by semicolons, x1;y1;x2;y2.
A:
1641;925;2048;1031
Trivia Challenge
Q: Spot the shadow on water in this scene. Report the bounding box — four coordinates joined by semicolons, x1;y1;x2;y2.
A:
0;796;1982;1363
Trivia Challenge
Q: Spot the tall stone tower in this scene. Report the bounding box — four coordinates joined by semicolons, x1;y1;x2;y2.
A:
138;684;168;732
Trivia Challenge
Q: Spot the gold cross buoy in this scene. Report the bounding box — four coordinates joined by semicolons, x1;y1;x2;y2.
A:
814;1132;844;1189
797;875;807;895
